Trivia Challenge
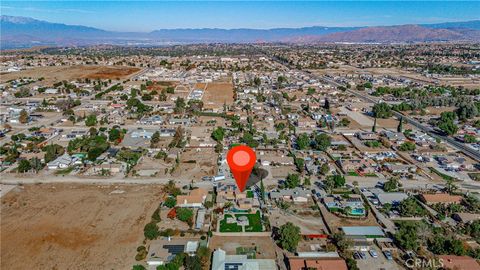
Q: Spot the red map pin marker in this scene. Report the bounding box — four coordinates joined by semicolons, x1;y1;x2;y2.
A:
227;145;256;192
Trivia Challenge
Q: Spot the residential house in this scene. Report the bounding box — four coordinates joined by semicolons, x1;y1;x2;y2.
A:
211;249;276;270
420;193;463;205
289;258;348;270
176;188;208;208
47;153;76;170
270;187;311;204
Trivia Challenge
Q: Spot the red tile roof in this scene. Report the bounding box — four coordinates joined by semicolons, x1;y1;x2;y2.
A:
289;258;348;270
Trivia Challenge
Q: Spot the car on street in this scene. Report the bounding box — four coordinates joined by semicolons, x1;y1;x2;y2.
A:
383;251;393;260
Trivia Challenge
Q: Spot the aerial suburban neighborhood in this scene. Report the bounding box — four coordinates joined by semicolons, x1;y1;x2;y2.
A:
1;2;480;270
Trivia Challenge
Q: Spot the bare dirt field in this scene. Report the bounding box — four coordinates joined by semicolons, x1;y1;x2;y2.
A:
0;65;141;84
202;82;234;110
1;183;163;270
171;148;218;180
209;236;277;259
269;209;328;235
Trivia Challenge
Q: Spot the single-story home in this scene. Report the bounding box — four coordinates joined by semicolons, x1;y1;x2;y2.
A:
176;188;208;208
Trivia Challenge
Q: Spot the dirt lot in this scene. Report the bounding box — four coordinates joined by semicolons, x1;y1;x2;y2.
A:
171;148;218;180
202;82;234;110
269;208;328;234
0;65;141;84
209;236;277;259
1;184;163;270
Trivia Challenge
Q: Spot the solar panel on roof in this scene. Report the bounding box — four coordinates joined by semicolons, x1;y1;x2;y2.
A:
225;263;242;270
163;244;185;254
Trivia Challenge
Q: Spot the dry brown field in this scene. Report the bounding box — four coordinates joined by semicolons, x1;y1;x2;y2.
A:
0;65;141;84
202;82;234;110
1;184;163;270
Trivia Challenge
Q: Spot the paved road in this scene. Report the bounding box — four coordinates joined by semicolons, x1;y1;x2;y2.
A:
314;72;480;163
344;88;480;163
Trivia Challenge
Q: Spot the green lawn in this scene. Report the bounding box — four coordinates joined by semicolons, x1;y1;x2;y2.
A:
219;211;263;233
347;171;359;176
237;211;263;232
219;214;242;232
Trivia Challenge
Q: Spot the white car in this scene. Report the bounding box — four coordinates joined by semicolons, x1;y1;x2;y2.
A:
369;250;378;258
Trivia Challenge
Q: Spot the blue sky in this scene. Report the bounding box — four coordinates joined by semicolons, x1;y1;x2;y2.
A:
1;1;479;31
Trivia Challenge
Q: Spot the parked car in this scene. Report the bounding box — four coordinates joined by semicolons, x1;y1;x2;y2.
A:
353;252;361;260
383;251;393;260
359;251;367;259
369;250;378;258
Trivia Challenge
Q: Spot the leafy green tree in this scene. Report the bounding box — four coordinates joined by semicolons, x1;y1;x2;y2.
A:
294;158;304;173
464;134;477;143
327;175;345;188
132;265;146;270
150;131;160;147
164;197;177;208
438;120;458;135
284;173;300;189
241;132;259;148
253;77;261;87
383;177;400;192
85;114;97;126
278;222;301;252
144;222;159;240
398;198;426;217
174;97;186;113
108;128;122;142
296;133;310;150
211;127;225;142
372;102;392;118
43;144;65;163
319;163;329;175
395;222;420;251
398;141;416;151
303;177;311;186
313;133;331;151
17;159;31;173
397;117;404;132
176;208;194;224
29;157;43;173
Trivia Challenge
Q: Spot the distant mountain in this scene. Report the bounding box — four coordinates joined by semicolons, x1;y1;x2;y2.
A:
423;20;480;30
1;15;109;39
1;15;479;49
300;24;480;43
148;27;358;43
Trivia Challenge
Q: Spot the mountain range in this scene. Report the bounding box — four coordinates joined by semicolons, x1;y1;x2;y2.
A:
1;15;480;49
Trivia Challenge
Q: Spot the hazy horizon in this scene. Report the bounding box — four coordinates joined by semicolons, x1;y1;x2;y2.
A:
1;1;479;32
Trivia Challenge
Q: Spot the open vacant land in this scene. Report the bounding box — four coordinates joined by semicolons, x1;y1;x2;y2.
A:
1;184;163;270
1;65;141;84
203;82;234;110
209;236;277;259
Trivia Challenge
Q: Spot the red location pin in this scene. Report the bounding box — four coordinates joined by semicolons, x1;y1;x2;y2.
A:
227;145;256;192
